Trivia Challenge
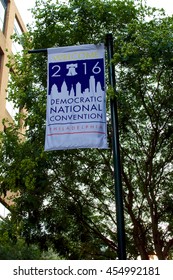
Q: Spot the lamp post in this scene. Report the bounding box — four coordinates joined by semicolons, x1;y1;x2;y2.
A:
106;33;126;260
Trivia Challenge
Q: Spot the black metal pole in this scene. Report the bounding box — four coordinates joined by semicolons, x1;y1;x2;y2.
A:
106;33;126;260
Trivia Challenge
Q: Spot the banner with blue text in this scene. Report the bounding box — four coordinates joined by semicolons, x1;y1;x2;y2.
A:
45;44;108;151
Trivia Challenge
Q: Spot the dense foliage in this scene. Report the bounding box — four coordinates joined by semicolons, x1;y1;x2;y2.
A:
0;219;61;259
0;0;173;259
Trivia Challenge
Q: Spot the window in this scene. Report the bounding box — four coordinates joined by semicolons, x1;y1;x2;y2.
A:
6;91;19;119
6;72;19;119
0;0;7;32
0;47;3;67
12;17;23;54
0;48;4;87
0;202;10;219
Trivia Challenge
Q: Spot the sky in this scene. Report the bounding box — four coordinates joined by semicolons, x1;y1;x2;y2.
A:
14;0;173;25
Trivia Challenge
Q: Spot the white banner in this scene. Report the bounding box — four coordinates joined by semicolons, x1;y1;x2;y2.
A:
45;44;108;151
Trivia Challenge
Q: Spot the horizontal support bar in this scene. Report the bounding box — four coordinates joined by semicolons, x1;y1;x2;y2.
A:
28;48;47;53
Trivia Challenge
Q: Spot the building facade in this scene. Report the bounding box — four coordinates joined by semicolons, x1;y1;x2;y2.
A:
0;0;26;219
0;0;26;131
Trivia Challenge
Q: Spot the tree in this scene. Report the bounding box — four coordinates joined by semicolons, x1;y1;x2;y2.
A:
0;218;61;259
114;13;173;259
0;0;173;259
